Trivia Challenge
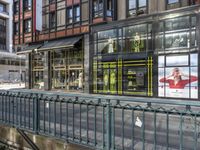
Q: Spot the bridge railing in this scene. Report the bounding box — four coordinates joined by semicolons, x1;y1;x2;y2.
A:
0;89;200;150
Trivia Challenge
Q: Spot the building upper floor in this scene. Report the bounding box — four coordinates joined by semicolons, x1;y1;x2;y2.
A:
0;0;13;52
13;0;200;46
0;0;11;18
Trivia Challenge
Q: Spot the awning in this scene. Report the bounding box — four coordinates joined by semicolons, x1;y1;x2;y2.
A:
17;44;43;55
39;36;82;51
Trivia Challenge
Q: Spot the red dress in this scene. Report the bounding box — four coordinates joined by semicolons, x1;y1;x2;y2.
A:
159;76;198;89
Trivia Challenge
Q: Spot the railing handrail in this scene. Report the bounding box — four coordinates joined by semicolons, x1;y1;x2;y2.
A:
1;89;200;107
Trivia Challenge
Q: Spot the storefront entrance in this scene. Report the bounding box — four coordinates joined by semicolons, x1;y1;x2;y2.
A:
51;48;84;92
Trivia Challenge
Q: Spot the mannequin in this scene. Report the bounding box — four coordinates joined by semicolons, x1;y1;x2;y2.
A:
78;71;83;89
108;37;114;53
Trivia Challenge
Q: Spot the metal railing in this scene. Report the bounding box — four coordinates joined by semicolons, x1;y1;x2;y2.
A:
0;89;200;150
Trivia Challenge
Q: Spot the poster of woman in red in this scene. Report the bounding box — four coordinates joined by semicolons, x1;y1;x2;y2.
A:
158;54;198;99
159;68;198;89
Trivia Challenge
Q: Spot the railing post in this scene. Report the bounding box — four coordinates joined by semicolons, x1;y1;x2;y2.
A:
34;93;39;133
106;99;111;150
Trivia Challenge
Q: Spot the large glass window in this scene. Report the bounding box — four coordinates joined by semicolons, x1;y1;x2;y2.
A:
96;62;117;94
24;0;32;11
67;8;73;24
127;0;147;17
158;54;198;99
93;25;153;96
74;6;80;22
14;1;19;14
24;19;31;33
51;47;84;91
97;29;118;54
0;3;6;13
32;52;45;89
122;58;152;96
156;16;197;53
123;24;152;53
0;18;6;50
167;0;198;10
92;0;112;18
93;0;103;18
14;23;19;35
49;12;56;28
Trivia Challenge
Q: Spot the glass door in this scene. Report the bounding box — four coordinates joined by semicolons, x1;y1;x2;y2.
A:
68;69;83;90
53;69;67;89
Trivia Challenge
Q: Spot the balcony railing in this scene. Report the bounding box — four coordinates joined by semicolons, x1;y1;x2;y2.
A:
0;89;200;150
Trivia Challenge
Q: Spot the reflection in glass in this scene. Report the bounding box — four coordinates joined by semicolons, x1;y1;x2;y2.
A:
165;32;188;49
124;24;151;53
165;16;189;31
53;70;66;89
166;55;188;66
53;50;66;66
98;29;117;39
69;70;83;90
51;47;83;91
33;71;44;89
98;39;117;54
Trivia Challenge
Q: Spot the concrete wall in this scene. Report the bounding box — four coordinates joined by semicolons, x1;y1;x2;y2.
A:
117;0;126;20
0;125;93;150
149;0;166;14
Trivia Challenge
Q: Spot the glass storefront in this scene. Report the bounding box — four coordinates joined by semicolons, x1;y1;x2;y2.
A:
156;15;198;99
51;48;84;91
92;14;198;99
93;23;153;96
32;52;45;89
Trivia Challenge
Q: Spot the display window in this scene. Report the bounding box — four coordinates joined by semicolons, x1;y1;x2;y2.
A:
96;61;117;94
122;58;153;96
32;52;45;89
97;29;118;54
51;48;84;91
92;14;198;99
123;24;152;53
156;16;197;52
123;62;147;95
158;54;198;99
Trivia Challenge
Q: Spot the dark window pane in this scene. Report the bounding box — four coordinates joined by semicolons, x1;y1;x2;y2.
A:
24;19;31;33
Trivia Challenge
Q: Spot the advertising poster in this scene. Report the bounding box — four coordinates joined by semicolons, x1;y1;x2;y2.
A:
158;55;198;99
